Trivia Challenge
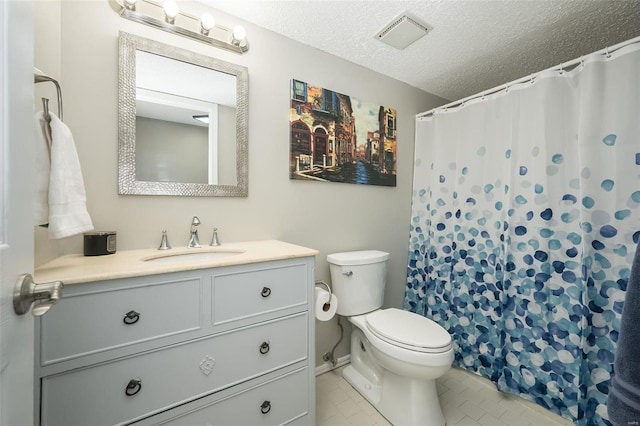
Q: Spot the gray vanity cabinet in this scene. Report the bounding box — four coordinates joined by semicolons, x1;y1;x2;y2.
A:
35;257;316;426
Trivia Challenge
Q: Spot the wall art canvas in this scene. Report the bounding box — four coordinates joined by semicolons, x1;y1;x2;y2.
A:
289;79;397;186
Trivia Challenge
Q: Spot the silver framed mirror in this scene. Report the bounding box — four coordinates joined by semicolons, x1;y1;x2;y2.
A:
118;31;248;196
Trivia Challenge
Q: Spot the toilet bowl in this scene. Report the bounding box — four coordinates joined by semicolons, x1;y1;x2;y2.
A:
327;251;454;426
344;309;453;426
354;308;453;377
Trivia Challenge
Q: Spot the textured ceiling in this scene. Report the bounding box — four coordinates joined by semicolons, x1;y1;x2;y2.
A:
200;0;640;101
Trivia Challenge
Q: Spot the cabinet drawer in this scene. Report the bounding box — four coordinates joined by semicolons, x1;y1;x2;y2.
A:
212;264;307;325
143;367;309;425
40;313;308;426
40;277;201;365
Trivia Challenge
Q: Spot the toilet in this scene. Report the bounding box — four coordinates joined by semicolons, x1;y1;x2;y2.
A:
328;250;453;426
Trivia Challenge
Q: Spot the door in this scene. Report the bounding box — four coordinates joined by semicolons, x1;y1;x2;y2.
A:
0;1;36;425
313;128;327;165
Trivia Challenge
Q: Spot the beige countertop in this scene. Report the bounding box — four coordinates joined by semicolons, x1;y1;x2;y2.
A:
34;240;318;285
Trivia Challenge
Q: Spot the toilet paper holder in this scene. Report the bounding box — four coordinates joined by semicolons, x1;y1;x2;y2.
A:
315;280;332;297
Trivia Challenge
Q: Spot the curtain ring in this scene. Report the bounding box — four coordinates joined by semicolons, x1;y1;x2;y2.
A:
559;63;564;75
580;56;585;68
605;46;611;58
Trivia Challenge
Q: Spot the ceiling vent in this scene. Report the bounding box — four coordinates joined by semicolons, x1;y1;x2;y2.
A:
375;12;431;50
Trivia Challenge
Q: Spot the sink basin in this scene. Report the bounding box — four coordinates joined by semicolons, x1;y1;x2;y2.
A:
142;249;244;263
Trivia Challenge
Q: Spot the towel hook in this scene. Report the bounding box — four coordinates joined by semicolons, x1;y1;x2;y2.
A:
42;98;51;122
34;68;63;121
39;97;53;157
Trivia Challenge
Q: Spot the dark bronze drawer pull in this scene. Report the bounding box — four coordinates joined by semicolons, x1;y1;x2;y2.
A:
123;310;140;325
261;287;271;297
259;341;270;354
125;378;142;396
260;400;271;414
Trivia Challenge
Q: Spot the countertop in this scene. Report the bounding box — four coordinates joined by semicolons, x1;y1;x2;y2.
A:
34;240;318;285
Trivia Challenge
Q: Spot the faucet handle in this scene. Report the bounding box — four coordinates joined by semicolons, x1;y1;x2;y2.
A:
158;230;171;250
210;228;221;246
191;216;201;226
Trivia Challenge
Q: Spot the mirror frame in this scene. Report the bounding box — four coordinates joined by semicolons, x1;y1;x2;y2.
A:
118;31;248;196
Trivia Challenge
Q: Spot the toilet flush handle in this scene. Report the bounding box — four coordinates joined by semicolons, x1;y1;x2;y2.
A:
342;270;353;277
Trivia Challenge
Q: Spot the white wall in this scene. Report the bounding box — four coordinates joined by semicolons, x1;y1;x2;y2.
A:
135;117;209;183
34;0;447;365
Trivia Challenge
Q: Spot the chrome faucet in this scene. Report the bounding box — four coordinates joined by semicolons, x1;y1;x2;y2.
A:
188;216;201;248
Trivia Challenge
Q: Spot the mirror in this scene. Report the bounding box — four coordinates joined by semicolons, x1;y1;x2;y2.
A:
118;32;248;196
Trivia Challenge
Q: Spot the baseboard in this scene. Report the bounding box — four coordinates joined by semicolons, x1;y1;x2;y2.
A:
315;354;351;376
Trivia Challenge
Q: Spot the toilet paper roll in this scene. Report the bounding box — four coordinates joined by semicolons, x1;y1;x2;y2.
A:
315;287;338;321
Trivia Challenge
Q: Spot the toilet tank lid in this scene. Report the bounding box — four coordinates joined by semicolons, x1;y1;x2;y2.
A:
327;250;390;266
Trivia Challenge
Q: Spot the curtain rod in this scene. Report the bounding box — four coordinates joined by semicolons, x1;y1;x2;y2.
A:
417;35;640;120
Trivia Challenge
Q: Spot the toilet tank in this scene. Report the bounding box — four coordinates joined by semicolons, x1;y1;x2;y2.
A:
327;250;390;316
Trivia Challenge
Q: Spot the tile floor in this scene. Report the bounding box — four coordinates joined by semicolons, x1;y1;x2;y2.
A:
316;365;576;426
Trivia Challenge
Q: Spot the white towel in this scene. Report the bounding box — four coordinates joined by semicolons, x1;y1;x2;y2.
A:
34;111;51;225
46;113;94;239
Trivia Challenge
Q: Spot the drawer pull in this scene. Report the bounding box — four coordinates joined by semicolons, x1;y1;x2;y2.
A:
125;378;142;396
259;341;270;354
260;287;271;298
123;310;140;325
260;400;271;414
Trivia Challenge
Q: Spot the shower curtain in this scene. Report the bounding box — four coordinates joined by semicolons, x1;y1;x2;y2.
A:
404;40;640;425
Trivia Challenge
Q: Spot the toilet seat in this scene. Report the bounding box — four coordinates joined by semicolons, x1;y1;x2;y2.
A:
365;308;452;354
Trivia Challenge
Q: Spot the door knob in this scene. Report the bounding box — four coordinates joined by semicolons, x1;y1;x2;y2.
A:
13;273;63;316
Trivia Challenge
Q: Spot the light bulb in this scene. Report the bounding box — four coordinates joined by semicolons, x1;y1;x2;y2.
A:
123;0;137;11
231;25;247;48
163;0;179;23
232;25;247;42
200;13;215;35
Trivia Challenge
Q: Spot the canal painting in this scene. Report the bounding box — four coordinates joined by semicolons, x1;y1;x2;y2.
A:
289;80;397;186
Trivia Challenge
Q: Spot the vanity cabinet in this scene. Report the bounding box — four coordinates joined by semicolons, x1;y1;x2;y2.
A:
35;256;316;426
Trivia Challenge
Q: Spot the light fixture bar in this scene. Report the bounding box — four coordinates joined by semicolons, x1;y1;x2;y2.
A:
113;0;249;54
192;114;210;124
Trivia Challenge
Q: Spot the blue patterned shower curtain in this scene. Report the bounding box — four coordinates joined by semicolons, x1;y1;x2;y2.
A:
404;41;640;425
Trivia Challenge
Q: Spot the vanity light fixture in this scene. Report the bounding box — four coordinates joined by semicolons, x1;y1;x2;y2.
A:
123;0;137;11
192;114;210;125
231;25;247;48
110;0;249;54
163;0;179;24
200;13;215;36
